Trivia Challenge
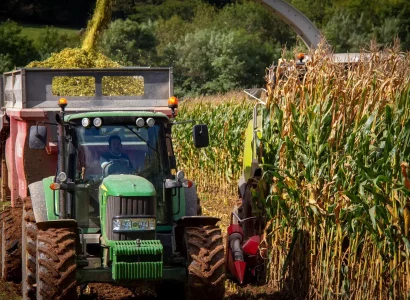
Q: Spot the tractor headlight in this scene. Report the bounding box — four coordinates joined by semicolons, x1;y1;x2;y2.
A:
93;117;102;127
57;172;67;183
176;170;185;181
82;118;91;127
112;217;156;232
113;219;121;231
136;117;145;127
146;117;155;127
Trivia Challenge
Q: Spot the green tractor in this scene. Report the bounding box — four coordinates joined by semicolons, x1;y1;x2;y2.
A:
0;67;225;299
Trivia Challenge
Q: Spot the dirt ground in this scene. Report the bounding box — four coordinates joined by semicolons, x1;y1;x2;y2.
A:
0;277;285;300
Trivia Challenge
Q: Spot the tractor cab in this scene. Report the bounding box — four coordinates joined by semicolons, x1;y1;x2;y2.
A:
64;112;172;232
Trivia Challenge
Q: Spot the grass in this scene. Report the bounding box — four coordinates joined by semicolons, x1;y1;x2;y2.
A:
19;23;80;41
0;280;21;300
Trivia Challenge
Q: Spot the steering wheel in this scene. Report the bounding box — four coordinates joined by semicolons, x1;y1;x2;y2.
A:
102;159;132;176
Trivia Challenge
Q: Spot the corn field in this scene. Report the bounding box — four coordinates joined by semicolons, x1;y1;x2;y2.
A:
174;41;410;299
172;92;253;199
259;41;410;299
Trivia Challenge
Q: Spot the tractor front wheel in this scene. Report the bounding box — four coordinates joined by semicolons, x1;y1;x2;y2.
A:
36;227;78;300
185;225;225;300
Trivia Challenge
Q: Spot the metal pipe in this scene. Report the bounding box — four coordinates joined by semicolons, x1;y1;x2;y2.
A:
58;107;67;219
230;234;244;262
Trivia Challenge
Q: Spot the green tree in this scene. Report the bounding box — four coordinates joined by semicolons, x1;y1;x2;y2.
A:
323;6;406;52
288;0;335;27
130;0;202;22
0;54;13;73
372;18;401;46
0;20;38;72
35;26;81;60
174;28;278;96
213;1;295;46
99;18;158;66
326;0;410;50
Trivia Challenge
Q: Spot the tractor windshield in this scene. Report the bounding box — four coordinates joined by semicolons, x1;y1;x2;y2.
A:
72;124;163;180
68;122;170;226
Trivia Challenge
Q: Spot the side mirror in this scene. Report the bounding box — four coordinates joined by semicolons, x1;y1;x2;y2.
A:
29;125;47;150
192;124;209;148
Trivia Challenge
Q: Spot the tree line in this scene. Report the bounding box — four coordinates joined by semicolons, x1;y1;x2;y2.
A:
0;0;409;97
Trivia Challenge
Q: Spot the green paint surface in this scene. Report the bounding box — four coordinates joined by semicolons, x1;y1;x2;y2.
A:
102;175;156;197
242;119;254;182
42;176;59;221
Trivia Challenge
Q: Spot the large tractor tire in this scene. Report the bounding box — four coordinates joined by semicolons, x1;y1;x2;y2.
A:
1;206;22;282
185;225;225;300
22;197;37;300
36;227;78;300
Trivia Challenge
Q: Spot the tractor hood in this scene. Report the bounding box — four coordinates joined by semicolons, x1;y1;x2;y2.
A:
100;175;156;197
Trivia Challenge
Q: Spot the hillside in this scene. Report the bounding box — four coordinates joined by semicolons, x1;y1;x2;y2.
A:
20;24;80;41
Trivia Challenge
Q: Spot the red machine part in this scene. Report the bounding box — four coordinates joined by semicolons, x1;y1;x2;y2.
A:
227;223;243;236
242;235;260;256
226;224;246;284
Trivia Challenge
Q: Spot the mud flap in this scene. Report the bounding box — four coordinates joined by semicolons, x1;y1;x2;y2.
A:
184;182;198;216
28;181;47;223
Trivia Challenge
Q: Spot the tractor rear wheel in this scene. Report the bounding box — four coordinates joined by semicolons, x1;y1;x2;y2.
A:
22;197;37;300
1;206;22;282
36;227;78;300
185;225;225;300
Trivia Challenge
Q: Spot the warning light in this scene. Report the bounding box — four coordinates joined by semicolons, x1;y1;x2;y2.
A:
58;98;67;105
182;180;193;188
58;98;68;108
168;96;178;109
50;182;61;190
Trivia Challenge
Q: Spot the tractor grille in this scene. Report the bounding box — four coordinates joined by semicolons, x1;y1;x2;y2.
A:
106;196;155;241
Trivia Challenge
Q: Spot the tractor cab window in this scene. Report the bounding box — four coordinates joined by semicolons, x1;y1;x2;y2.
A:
69;123;168;228
73;124;162;181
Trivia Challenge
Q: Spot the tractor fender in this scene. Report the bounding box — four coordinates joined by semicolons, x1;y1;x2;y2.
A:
184;182;198;216
28;180;48;223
